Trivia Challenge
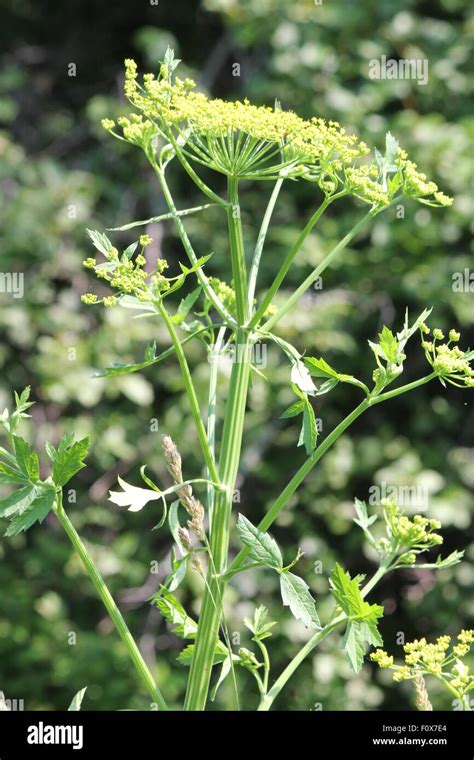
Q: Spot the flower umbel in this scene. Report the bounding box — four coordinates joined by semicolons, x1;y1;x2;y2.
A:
420;323;474;388
100;49;452;210
371;631;474;707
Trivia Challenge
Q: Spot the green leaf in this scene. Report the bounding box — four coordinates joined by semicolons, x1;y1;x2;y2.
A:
13;387;34;421
144;342;157;363
305;358;368;396
96;342;165;377
244;605;276;641
68;687;87;711
378;326;401;364
385;132;399;165
280;571;320;629
107;204;214;232
280;400;305;419
179;253;213;276
168;501;188;554
166;548;188;593
314;378;340;396
163;46;181;78
301;400;317;455
360;616;383;648
122;241;138;260
117;295;156;312
178;641;228;666
0;461;28;485
304;356;340;379
342;621;366;673
342;617;383;674
236;514;283;569
210;655;233;702
353;498;378;532
86;228;113;257
51;436;89;487
0;447;19;469
330;564;383;670
13;436;39;482
397;307;433;351
4;483;56;536
171;286;202;325
330;563;383;623
154;587;198;639
417;550;465;570
0;484;37;518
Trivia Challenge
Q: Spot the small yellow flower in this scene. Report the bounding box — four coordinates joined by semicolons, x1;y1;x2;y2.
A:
81;293;98;305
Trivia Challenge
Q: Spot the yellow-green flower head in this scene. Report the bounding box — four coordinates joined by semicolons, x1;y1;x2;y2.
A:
370;649;394;668
81;293;98;305
82;234;172;306
105;51;451;210
383;505;443;550
422;329;474;388
373;631;474;699
393;666;411;682
208;276;275;320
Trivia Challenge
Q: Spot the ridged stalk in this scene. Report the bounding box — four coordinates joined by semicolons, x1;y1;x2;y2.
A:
184;178;250;709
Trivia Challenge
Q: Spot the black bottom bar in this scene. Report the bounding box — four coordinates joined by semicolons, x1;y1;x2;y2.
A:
0;711;471;757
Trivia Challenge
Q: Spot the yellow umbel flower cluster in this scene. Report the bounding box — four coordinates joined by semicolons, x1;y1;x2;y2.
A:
99;50;452;210
81;234;170;306
382;501;443;551
420;323;474;388
371;631;474;702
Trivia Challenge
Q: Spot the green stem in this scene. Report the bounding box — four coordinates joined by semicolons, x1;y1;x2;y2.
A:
248;196;333;329
156;300;220;486
258;564;388;710
184;331;252;710
55;502;168;710
228;399;370;576
368;372;437;404
184;178;251;710
248;177;284;310
228;372;437;577
164;127;228;207
258;617;343;711
261;209;373;332
207;326;226;530
226;177;249;324
256;639;271;695
154;164;237;328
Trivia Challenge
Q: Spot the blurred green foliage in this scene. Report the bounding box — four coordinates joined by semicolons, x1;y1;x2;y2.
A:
0;0;472;710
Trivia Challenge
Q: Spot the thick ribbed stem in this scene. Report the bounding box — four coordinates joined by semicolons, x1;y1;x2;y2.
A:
184;178;251;709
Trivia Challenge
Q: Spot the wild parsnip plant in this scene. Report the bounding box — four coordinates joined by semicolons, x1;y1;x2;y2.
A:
1;49;472;711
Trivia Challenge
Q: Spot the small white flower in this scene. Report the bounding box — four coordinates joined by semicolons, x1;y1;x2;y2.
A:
109;476;161;512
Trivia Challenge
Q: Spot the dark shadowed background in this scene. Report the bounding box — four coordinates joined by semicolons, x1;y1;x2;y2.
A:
0;0;472;710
